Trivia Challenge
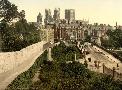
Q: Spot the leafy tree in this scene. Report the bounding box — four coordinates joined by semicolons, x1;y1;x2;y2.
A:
104;29;122;49
101;37;113;49
51;42;81;62
85;35;91;42
0;0;19;22
0;0;41;51
1;19;41;51
28;61;122;90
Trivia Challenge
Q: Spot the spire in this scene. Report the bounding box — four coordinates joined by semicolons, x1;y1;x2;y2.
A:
37;12;42;24
38;12;42;17
116;22;118;29
88;18;89;23
38;12;41;16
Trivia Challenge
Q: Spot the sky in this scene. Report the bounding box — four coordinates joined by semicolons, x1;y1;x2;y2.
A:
9;0;122;26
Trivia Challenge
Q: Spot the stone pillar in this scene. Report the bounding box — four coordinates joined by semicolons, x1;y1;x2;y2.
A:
83;50;86;60
59;29;61;40
76;31;78;40
48;47;53;61
75;53;77;61
113;67;115;78
97;37;101;46
103;63;105;73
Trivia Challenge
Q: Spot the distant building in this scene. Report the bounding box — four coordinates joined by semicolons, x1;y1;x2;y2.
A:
65;9;75;22
37;12;42;24
37;8;115;45
44;9;53;25
54;20;88;42
90;23;113;45
91;23;113;38
53;8;60;23
40;25;54;43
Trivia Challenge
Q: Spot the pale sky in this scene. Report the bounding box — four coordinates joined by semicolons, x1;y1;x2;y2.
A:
9;0;122;26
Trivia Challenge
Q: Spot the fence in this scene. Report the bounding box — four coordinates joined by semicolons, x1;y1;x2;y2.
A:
103;64;122;80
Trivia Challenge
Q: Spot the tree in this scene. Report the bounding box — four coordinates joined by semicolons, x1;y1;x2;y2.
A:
51;43;81;62
18;10;25;20
101;37;113;49
0;0;19;22
102;29;122;49
0;0;41;51
85;35;91;42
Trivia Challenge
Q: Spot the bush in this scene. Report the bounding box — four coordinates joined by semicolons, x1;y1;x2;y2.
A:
29;61;122;90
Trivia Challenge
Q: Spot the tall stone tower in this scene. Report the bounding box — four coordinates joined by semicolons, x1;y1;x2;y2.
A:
53;8;60;23
37;12;42;24
65;9;75;22
44;9;53;25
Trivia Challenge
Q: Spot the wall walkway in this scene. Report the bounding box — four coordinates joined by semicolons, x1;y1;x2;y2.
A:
0;41;50;90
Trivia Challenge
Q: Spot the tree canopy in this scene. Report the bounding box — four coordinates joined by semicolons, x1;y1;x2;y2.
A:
51;41;82;62
0;0;41;51
101;29;122;49
0;0;25;22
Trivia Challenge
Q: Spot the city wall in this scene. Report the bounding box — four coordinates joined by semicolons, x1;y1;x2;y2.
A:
0;41;52;89
0;41;46;74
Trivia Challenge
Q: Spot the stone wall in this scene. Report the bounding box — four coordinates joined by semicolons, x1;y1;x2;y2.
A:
0;41;46;73
104;64;122;80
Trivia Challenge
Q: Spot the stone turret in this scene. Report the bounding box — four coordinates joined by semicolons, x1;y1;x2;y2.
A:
37;12;42;24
